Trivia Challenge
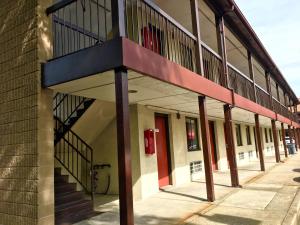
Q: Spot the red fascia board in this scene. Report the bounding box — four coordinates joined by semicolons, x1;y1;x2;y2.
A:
122;38;233;104
122;38;298;126
233;94;276;119
277;114;291;126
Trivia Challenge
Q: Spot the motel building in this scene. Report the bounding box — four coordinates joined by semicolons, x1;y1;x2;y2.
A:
1;0;300;225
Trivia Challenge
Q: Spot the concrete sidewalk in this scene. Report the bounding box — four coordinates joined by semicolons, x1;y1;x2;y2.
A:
75;154;300;225
184;154;300;225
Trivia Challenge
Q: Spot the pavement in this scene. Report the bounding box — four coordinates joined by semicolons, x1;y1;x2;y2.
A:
75;153;300;225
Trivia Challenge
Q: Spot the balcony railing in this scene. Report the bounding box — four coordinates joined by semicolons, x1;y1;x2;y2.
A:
202;44;225;87
228;64;255;102
47;0;111;58
125;0;196;72
46;1;299;123
256;85;272;110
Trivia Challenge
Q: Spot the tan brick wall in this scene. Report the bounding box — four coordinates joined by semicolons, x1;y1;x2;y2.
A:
0;0;54;225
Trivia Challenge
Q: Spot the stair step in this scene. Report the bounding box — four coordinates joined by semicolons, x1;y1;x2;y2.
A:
55;191;85;205
55;182;77;193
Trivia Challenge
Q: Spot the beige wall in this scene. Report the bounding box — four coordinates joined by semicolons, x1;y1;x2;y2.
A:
72;101;286;201
0;0;54;224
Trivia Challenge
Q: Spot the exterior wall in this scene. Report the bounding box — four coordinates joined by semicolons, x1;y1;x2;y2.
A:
0;0;54;225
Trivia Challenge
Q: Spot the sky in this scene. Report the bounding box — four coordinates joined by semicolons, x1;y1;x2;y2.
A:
235;0;300;97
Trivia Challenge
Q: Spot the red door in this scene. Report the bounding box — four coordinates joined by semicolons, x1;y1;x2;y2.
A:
209;121;218;170
155;115;170;188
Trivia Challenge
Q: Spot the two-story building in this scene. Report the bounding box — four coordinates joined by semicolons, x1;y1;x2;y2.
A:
0;0;300;225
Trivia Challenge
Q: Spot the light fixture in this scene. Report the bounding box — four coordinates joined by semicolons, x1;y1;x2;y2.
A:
128;90;138;94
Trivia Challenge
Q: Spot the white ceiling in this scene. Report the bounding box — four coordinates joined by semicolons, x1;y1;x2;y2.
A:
50;70;283;128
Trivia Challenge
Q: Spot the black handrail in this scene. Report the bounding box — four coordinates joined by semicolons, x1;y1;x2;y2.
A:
54;117;94;198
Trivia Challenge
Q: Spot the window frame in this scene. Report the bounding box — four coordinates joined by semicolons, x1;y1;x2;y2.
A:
185;117;200;152
235;124;243;146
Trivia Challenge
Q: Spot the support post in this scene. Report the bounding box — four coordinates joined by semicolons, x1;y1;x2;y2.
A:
281;123;288;158
111;0;126;37
271;120;280;162
255;114;265;171
248;51;257;103
190;0;204;75
115;68;134;225
216;16;229;88
293;127;299;152
198;96;215;202
223;104;239;187
288;125;293;153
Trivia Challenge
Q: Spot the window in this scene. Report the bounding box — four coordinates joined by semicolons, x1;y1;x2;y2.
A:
235;124;243;146
239;152;245;160
248;151;253;158
186;117;200;151
246;126;252;145
265;128;269;143
269;129;273;142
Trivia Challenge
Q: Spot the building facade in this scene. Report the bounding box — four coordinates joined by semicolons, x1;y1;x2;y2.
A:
0;0;300;225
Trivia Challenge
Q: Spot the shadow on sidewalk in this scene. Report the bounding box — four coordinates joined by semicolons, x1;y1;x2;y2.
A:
185;214;261;225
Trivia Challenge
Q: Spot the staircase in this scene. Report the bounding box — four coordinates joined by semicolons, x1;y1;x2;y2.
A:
55;168;97;225
53;93;96;225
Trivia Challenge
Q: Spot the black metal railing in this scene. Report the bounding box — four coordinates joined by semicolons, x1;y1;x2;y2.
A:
53;93;94;142
47;0;111;58
202;44;225;87
125;0;197;72
272;98;282;115
54;117;94;197
228;64;255;102
256;85;272;110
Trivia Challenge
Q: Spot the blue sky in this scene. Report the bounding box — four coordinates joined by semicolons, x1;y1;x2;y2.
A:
235;0;300;97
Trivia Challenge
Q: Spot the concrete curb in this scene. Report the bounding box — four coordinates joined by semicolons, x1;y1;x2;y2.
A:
282;188;300;225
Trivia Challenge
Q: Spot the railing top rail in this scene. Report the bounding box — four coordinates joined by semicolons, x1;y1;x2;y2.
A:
201;41;222;60
55;117;93;152
46;0;76;15
143;0;197;41
227;63;253;83
255;84;269;95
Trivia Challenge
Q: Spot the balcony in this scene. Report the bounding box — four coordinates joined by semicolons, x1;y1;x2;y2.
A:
45;0;298;123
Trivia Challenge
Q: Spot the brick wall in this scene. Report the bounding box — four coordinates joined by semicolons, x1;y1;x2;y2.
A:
0;0;54;225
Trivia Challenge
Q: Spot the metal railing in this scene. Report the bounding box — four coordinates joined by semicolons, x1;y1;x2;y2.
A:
272;97;282;115
202;44;225;87
228;64;255;102
47;0;111;58
125;0;197;72
255;85;272;110
53;93;94;141
54;117;94;198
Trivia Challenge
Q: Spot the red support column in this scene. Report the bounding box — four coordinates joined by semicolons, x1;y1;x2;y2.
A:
223;104;239;187
115;68;134;225
271;120;280;163
288;125;293;153
281;123;288;158
293;127;299;152
255;114;265;171
198;96;215;202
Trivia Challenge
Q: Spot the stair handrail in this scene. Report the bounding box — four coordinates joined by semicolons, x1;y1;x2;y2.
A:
54;116;94;200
